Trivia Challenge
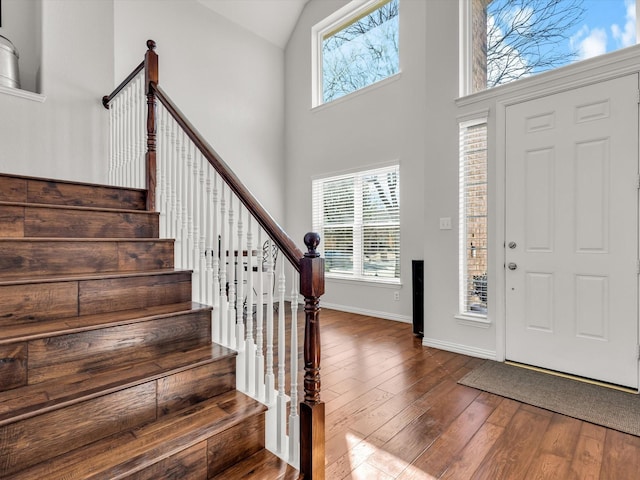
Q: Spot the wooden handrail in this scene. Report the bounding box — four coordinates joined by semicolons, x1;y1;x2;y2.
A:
153;83;304;270
101;61;144;109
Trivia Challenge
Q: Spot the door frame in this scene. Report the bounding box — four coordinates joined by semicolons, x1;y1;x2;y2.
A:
492;71;640;385
455;46;640;389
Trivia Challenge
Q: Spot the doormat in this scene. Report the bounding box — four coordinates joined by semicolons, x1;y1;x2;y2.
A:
458;361;640;436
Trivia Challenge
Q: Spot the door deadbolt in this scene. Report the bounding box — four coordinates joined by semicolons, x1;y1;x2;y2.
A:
508;241;517;249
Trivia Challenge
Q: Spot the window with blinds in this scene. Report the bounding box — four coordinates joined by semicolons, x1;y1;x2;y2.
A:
312;165;400;282
459;120;488;316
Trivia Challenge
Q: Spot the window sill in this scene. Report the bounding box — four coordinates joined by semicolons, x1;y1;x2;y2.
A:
312;71;402;112
0;85;46;103
326;275;402;288
454;313;491;328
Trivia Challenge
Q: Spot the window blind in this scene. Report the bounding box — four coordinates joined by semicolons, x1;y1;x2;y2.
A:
312;165;400;281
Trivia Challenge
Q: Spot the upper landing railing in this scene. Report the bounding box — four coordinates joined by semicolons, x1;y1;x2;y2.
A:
102;40;325;480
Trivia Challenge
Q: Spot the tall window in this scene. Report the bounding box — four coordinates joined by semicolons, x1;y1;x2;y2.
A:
312;0;400;106
463;0;638;94
459;120;487;315
312;165;400;282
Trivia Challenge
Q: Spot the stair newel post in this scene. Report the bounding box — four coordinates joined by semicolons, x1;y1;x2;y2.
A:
300;232;325;480
144;40;158;212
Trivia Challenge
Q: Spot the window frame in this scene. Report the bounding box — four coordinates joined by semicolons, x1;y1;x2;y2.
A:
458;117;488;320
311;0;400;108
312;163;401;284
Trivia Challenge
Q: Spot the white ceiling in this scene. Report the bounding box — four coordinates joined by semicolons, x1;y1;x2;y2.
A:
197;0;310;49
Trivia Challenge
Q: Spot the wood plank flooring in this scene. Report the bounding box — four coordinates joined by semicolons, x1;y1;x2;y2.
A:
318;309;640;480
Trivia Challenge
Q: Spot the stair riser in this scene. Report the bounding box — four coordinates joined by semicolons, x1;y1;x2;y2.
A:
0;343;26;391
27;311;214;385
79;272;193;316
0;175;147;210
0;240;174;276
0;273;192;326
157;359;236;417
127;442;209;480
0;383;157;477
0;362;239;477
207;413;265;477
0;206;159;239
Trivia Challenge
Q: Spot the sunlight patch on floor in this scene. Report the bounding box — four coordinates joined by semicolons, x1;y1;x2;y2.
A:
344;431;437;480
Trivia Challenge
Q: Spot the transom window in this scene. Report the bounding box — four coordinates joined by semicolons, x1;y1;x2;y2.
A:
312;165;400;282
312;0;400;106
462;0;638;94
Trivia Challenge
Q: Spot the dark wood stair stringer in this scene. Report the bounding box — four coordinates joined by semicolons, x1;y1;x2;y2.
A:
0;173;301;479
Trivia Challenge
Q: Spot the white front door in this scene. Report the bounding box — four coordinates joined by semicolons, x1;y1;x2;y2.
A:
505;74;639;388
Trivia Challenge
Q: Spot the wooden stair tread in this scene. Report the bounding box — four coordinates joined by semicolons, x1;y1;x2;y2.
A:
0;237;171;243
0;200;159;215
212;449;302;480
8;390;267;480
0;301;210;344
0;268;190;286
0;342;235;426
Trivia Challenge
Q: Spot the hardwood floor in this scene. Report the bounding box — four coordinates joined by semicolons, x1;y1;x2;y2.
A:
318;308;640;479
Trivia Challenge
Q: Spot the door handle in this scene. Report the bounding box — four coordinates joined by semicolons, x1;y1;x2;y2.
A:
508;262;517;270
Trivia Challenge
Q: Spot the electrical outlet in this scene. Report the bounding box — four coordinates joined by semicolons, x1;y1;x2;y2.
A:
393;291;400;301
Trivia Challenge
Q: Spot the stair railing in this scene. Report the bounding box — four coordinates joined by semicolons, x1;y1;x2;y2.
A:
103;40;325;479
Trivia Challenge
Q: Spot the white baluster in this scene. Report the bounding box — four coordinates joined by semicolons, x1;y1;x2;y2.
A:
179;132;188;267
158;107;168;238
183;134;193;270
236;207;246;391
245;216;255;396
276;256;287;454
108;97;115;185
219;183;228;347
168;118;177;242
172;121;182;265
255;228;265;401
210;170;220;342
123;86;129;186
195;151;204;302
115;95;123;186
127;84;134;186
265;238;275;405
289;270;300;465
227;194;236;348
138;75;145;188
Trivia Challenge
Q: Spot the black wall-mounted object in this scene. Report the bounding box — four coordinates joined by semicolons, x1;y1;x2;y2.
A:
412;260;424;337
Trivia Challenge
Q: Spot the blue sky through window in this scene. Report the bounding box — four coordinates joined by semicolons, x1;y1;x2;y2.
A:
486;0;636;86
571;0;635;59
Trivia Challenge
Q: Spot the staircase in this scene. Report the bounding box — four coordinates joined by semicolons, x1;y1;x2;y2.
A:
0;173;300;479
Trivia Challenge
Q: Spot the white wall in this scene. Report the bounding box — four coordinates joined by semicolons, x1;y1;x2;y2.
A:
285;0;640;362
0;0;41;93
285;0;429;323
113;0;286;221
0;0;113;184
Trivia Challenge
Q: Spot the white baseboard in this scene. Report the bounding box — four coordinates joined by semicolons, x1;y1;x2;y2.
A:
422;337;496;360
321;302;412;324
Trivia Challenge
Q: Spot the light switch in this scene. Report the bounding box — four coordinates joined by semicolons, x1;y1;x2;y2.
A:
439;217;452;230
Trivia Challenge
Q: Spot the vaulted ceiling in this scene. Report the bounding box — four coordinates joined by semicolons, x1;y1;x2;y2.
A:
196;0;310;49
